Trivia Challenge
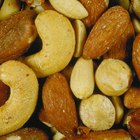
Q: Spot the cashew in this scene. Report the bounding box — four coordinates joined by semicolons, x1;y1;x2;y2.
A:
79;94;115;131
0;0;20;20
49;0;88;19
70;57;94;99
73;20;87;57
0;60;38;136
25;10;75;78
95;59;132;96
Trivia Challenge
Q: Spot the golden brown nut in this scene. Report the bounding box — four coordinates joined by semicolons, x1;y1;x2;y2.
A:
0;81;9;107
79;94;115;131
0;10;37;64
42;73;78;138
73;129;131;140
0;128;48;140
79;0;109;28
95;59;132;96
124;87;140;109
82;6;131;59
132;33;140;81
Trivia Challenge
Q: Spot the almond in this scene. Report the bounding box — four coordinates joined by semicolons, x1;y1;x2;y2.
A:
82;6;131;59
79;0;109;28
42;73;78;138
132;33;140;81
124;87;140;109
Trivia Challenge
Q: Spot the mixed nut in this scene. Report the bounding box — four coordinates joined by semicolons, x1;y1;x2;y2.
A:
0;0;140;139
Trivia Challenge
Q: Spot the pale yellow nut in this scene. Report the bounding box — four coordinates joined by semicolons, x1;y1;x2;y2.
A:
111;96;124;124
132;0;140;18
95;59;132;96
0;60;38;136
132;16;140;33
53;131;65;140
70;57;94;99
79;94;115;131
0;0;20;20
49;0;88;19
73;20;87;57
25;10;75;78
115;0;130;10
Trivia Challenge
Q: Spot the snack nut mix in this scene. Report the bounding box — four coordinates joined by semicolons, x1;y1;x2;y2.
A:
1;0;140;139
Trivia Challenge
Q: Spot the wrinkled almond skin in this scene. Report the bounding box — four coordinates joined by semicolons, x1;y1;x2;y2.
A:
79;0;109;28
83;6;131;59
0;128;48;140
132;33;140;81
127;109;140;139
0;10;37;64
73;129;131;140
42;73;78;138
103;22;134;60
0;81;9;107
124;87;140;109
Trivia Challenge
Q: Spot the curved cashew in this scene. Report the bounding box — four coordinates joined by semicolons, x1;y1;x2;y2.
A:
0;60;38;136
25;10;75;78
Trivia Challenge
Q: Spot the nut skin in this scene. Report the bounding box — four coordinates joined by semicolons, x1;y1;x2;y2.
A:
0;128;48;140
126;109;140;139
73;129;131;140
0;10;37;64
82;6;131;59
42;73;78;138
132;33;140;81
124;87;140;109
79;0;109;28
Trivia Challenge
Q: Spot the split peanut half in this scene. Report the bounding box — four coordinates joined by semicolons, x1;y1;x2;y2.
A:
25;10;75;78
70;57;94;99
49;0;88;19
0;60;38;136
79;94;115;131
95;59;132;96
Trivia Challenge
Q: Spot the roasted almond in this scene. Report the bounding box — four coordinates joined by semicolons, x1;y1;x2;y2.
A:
124;87;140;109
83;6;131;59
42;73;78;138
79;0;109;28
0;10;37;64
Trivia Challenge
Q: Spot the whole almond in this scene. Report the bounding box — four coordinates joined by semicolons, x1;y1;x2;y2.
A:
79;0;109;28
83;6;131;59
42;73;78;138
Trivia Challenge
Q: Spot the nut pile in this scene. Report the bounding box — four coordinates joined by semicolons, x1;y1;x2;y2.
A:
0;0;140;139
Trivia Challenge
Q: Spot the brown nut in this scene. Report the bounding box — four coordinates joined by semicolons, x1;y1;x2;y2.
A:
0;81;9;107
82;6;131;59
124;87;140;109
125;109;140;139
95;59;132;96
0;10;37;64
79;0;109;28
132;33;140;81
42;73;78;138
103;22;134;60
73;129;131;140
0;128;48;140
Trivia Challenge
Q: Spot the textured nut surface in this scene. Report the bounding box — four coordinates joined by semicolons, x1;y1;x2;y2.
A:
0;128;48;140
79;94;115;131
0;10;37;64
25;10;75;77
79;0;109;28
49;0;88;19
124;87;140;109
42;73;78;138
73;129;131;140
95;59;132;96
70;57;94;99
132;33;140;81
82;6;131;59
0;60;38;136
